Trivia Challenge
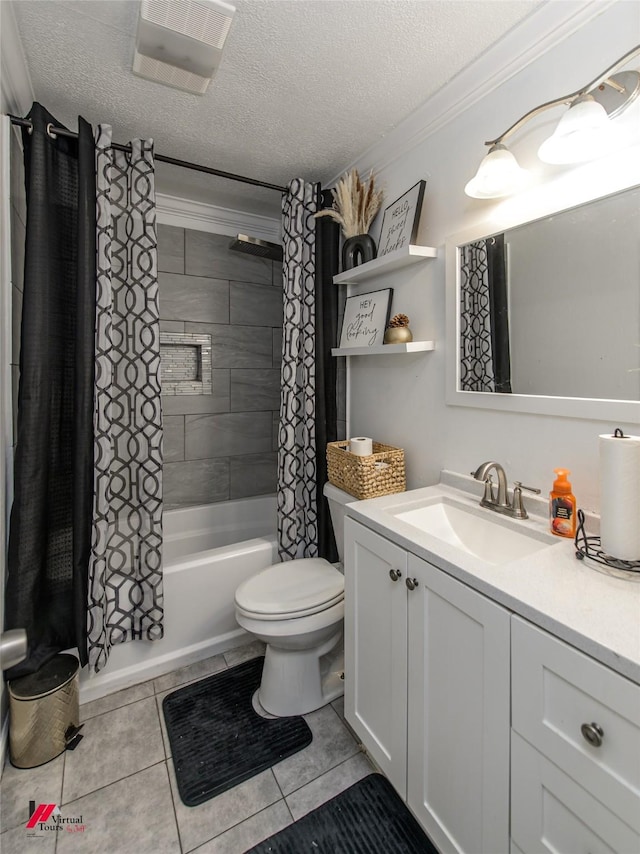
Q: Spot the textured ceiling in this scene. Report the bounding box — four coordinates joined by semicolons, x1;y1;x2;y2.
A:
11;0;542;217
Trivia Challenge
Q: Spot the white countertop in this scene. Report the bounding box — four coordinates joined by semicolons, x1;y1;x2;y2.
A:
345;478;640;684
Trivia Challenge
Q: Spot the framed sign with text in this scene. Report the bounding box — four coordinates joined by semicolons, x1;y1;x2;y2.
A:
377;180;426;257
338;288;394;349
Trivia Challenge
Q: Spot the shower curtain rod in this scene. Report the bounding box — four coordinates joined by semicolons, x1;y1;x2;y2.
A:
8;114;287;193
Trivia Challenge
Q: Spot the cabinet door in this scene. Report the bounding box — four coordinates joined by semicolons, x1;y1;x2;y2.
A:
511;732;640;854
344;518;408;797
407;555;510;854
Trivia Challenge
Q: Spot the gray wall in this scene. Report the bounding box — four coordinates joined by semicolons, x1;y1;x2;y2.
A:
158;225;283;509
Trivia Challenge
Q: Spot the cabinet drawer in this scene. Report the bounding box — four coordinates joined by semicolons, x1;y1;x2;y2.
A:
512;616;640;832
511;732;639;854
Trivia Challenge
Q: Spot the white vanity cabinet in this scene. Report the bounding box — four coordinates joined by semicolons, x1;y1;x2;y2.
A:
343;483;640;853
344;517;511;854
510;617;640;854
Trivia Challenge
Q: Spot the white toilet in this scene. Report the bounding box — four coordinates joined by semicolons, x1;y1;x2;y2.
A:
234;483;352;717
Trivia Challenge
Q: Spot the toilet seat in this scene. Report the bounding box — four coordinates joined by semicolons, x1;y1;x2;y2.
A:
235;558;344;621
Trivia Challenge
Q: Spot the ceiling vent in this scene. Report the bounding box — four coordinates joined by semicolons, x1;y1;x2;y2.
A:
132;51;212;95
134;0;236;94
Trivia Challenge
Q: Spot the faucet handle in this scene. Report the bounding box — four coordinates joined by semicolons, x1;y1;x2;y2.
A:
482;474;496;505
513;481;541;495
512;481;541;519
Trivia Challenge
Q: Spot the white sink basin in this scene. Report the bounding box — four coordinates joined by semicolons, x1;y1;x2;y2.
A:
392;497;557;566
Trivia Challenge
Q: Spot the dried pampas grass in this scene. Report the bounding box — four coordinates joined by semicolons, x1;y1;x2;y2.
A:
315;169;383;238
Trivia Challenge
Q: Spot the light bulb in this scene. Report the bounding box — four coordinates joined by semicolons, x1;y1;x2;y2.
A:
538;95;618;164
464;144;530;199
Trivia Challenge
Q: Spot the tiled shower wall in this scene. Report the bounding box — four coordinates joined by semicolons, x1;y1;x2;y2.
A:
158;225;283;509
9;195;346;513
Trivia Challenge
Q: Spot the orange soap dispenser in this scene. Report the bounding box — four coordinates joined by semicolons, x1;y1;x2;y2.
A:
549;468;577;538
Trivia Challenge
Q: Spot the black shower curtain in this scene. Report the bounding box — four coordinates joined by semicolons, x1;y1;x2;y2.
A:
486;234;512;394
4;103;96;677
314;189;340;562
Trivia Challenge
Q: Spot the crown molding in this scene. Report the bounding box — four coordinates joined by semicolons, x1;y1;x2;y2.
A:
0;3;34;116
156;192;281;241
332;0;617;180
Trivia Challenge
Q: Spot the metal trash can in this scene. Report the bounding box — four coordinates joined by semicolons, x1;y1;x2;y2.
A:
8;653;80;768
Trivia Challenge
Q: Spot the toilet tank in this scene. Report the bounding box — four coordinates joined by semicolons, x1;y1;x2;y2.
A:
323;483;356;563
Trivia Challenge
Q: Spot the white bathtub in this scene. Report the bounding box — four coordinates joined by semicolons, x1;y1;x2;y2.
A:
79;495;278;703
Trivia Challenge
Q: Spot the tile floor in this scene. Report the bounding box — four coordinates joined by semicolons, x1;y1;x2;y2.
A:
1;641;374;854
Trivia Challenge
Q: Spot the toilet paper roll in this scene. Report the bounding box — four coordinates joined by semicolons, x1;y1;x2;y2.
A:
599;430;640;561
349;437;373;456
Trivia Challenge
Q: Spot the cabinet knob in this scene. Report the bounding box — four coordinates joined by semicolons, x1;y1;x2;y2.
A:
389;569;402;582
581;722;604;748
405;577;418;591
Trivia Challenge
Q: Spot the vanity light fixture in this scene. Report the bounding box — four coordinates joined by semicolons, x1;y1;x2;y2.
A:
465;44;640;199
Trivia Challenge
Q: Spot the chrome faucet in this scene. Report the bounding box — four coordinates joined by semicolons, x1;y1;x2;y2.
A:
471;461;541;520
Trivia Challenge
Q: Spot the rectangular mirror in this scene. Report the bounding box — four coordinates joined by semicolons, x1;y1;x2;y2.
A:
446;184;640;422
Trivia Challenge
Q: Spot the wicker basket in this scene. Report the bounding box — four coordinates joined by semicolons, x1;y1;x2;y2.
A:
326;441;406;500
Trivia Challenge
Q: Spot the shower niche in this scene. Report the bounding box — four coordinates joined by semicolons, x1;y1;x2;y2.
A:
160;332;212;396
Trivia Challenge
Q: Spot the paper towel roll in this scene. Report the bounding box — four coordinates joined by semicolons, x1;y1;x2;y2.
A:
599;430;640;561
349;437;373;456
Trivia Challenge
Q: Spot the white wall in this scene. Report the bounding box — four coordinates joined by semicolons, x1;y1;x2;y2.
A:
344;1;640;514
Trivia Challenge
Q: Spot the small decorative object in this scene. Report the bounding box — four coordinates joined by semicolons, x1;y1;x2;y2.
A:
384;313;413;344
338;288;393;349
315;169;384;271
378;179;426;257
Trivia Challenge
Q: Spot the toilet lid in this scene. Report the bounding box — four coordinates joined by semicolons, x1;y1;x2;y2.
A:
235;558;344;618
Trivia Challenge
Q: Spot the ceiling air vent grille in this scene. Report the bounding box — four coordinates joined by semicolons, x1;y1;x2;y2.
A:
134;0;235;93
132;50;211;95
140;0;235;49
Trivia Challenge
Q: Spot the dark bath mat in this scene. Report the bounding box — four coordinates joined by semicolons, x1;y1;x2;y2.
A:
163;656;312;807
245;773;439;854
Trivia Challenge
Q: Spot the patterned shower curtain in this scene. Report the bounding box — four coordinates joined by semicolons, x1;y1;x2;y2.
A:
278;179;320;560
460;239;496;392
87;126;164;672
459;237;512;394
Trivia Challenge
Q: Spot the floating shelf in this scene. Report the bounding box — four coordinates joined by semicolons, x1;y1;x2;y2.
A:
331;341;435;357
333;244;438;285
